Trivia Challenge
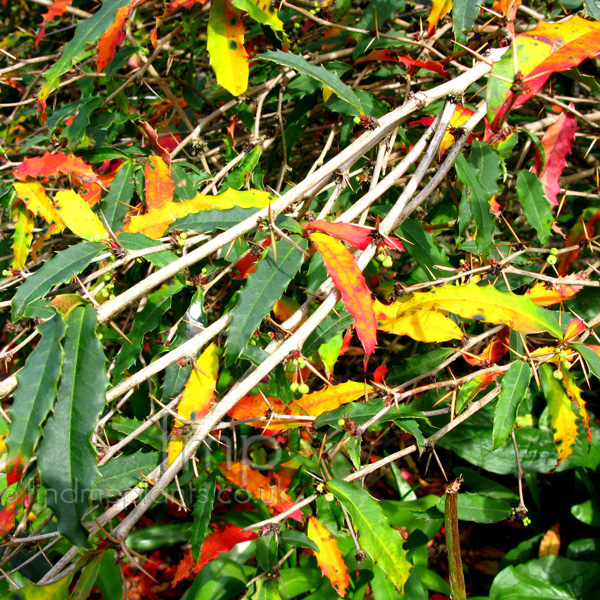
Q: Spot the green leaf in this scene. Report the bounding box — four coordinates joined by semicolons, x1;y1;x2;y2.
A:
585;0;600;20
388;348;454;385
279;530;318;552
493;361;532;450
109;416;165;451
489;556;600;599
7;315;66;465
302;302;353;358
12;242;105;320
435;492;513;523
260;50;364;116
434;401;557;475
256;534;279;572
191;473;217;561
112;280;184;378
453;0;478;44
231;0;285;34
573;344;600;379
222;146;262;191
94;451;161;499
117;232;178;269
100;161;135;232
71;552;103;600
61;97;103;148
254;579;280;600
38;0;133;105
396;219;452;281
126;524;191;552
170;206;266;234
455;152;497;255
516;171;554;246
4;578;70;600
37;305;108;548
226;236;307;362
327;479;412;593
571;499;600;527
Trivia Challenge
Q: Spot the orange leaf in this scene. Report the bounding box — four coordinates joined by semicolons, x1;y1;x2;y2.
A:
125;187;274;238
426;0;452;36
308;232;377;368
220;462;303;521
491;0;521;32
307;516;349;597
531;110;577;205
35;0;73;45
304;220;404;252
273;295;301;322
14;151;101;184
564;318;586;343
539;524;560;557
439;105;474;156
144;155;174;210
489;17;600;127
139;121;172;166
526;276;584;307
97;1;135;72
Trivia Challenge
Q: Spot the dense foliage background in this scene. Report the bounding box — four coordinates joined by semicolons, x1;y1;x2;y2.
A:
1;0;600;598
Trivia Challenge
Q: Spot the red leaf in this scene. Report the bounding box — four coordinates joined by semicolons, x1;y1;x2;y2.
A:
532;110;577;205
462;327;510;366
355;49;449;77
144;156;174;209
491;0;522;32
303;220;404;252
197;524;257;570
97;1;135;73
308;232;377;368
233;238;272;279
564;318;586;343
374;365;388;383
36;0;73;45
14;151;100;184
139;121;172;167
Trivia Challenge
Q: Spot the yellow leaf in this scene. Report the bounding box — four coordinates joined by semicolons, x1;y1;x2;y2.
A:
292;381;371;417
11;203;34;269
125;188;275;239
167;343;220;467
427;0;452;36
540;364;579;466
14;181;65;232
307;516;349;597
53;190;109;242
207;0;248;96
539;525;560;557
374;301;462;342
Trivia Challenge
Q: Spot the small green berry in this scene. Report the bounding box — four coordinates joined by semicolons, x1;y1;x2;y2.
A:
522;516;531;527
316;483;326;494
546;255;557;266
138;481;149;489
553;369;563;380
1;270;8;277
376;253;386;263
353;116;361;124
298;383;310;395
325;492;335;502
382;257;393;268
290;382;299;393
178;238;185;247
297;358;306;368
180;232;188;241
100;288;109;298
337;418;346;427
109;293;116;300
563;361;572;370
550;247;558;256
291;358;298;366
558;350;567;359
250;338;257;346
